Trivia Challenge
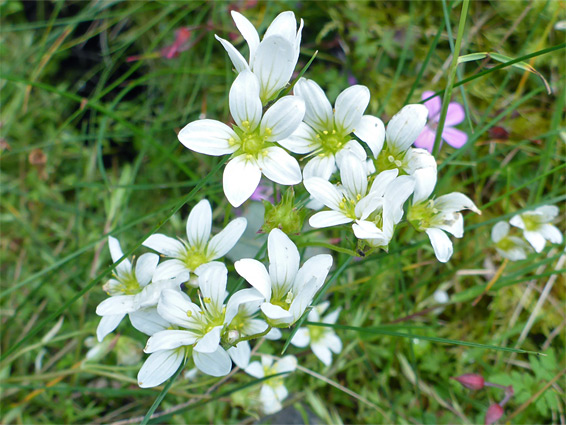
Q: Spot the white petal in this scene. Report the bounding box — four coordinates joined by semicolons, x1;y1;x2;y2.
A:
178;119;238;156
334;85;370;134
539;224;563;244
231;11;259;64
129;308;170;336
186;199;212;250
258;147;302;185
303;155;336;180
369;168;399;196
198;263;227;314
323;309;341;325
223;155;262;207
261;96;305;141
294;254;333;295
290;328;310;347
434;192;480;214
268;228;300;295
260;385;282;414
253;36;296;101
143;234;185;258
153;259;190;282
491;222;510;243
264;11;297;44
435;212;464;238
354;115;385;157
425;228;453;263
225;288;264;325
266;327;282;340
108;237;131;276
214;35;249;73
193;346;232;377
323;332;343;354
227;341;251;369
234;259;272;300
309;211;352;228
136;279;181;309
412;165;437;205
335;140;367;170
96;314;125;342
311;341;333;366
274;383;289;402
245;361;264;378
386;104;429;153
353;220;385;239
384;175;415;224
534;205;559;221
303;177;343;210
524;230;546;253
339;154;368;198
294;78;333;131
194;326;222;353
278;122;319;154
144;330;198;353
261;303;294;325
207;217;247;259
138;349;184;388
509;214;525;230
274;355;297;373
157;289;199;328
229;70;262;130
134;253;159;287
96;295;137;316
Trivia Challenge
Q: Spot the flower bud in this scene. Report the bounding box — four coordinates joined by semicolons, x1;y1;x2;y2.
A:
261;188;305;234
451;373;485;390
227;330;240;344
485;404;504;425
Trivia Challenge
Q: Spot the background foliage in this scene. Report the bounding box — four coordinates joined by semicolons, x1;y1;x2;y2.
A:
1;0;564;423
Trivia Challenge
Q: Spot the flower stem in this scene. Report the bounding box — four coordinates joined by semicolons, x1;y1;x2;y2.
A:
231;326;273;346
432;0;470;156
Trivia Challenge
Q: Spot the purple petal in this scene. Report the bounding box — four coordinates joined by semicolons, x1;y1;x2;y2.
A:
442;127;468;148
422;91;441;121
413;127;436;153
445;102;465;126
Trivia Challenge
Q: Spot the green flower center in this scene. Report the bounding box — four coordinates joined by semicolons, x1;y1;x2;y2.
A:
521;214;541;232
375;145;407;172
307;325;325;342
182;246;209;271
232;124;274;157
316;129;349;155
115;272;141;295
496;237;516;251
338;196;359;220
408;200;438;231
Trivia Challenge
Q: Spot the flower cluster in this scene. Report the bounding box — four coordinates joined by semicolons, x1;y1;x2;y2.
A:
90;8;519;417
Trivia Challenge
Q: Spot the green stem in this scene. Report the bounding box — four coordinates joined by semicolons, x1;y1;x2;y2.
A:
230;326;273;346
432;0;470;156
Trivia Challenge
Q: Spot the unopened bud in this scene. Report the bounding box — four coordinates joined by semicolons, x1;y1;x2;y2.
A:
227;330;240;344
261;188;305;234
485;404;504;425
451;373;485;390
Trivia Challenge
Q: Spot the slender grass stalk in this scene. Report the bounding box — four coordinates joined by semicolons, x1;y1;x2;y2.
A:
432;0;470;156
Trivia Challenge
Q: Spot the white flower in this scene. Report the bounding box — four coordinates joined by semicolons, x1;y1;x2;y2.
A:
510;205;563;253
215;11;303;103
138;264;264;387
143;199;247;283
304;155;408;243
178;72;305;207
491;221;532;261
235;228;333;326
351;174;416;249
95;237;181;342
408;174;481;262
290;302;342;366
278;78;385;179
245;355;297;415
373;105;437;180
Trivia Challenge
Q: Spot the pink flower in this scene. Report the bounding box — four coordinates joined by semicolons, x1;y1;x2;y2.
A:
451;373;485;390
485;404;504;425
160;27;192;59
414;91;467;153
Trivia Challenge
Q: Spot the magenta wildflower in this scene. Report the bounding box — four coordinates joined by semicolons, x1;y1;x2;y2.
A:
414;91;467;153
452;373;485;390
485;404;504;425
